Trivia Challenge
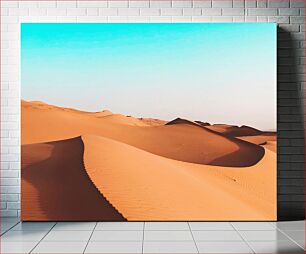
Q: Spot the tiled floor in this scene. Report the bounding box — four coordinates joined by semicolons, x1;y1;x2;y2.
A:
0;218;304;253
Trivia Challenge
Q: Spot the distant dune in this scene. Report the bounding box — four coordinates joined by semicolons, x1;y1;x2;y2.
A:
206;124;263;137
21;100;276;221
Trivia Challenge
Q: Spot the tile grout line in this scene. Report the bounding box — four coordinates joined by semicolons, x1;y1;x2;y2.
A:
141;222;145;254
29;222;57;254
229;222;256;254
0;220;20;236
187;222;200;254
83;222;97;254
276;227;305;251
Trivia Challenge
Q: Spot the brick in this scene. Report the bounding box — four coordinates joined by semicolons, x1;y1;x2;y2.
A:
149;0;171;7
0;210;18;217
278;186;305;194
183;8;202;15
1;202;7;210
247;8;278;15
212;16;233;22
128;1;149;7
0;194;18;202
47;8;67;16
0;170;19;178
8;8;29;16
1;1;18;7
233;0;244;7
202;8;221;15
29;8;47;16
118;8;140;16
38;1;56;8
268;0;290;7
86;8;99;16
56;1;77;7
290;16;305;24
245;0;256;7
150;16;172;22
1;186;20;194
0;178;19;186
161;8;183;16
140;8;160;16
278;8;300;15
257;16;268;22
77;1;107;7
290;0;305;7
257;0;267;7
99;8;118;16
1;17;18;24
192;16;211;21
233;16;245;22
268;16;290;23
172;16;192;22
244;16;257;22
278;24;300;32
193;0;211;7
67;8;86;16
172;0;192;7
278;195;304;202
279;170;305;179
278;179;305;186
279;147;304;155
108;0;128;7
212;0;233;7
222;8;245;15
7;202;20;210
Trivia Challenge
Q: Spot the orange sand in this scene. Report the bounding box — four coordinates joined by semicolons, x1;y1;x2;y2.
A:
21;100;277;221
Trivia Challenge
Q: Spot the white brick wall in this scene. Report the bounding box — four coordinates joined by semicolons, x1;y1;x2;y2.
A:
0;0;305;218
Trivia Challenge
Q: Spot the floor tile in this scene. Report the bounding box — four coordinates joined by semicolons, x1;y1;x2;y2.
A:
1;223;17;234
282;230;305;249
85;241;143;253
249;240;304;253
239;230;290;241
0;230;48;242
145;222;189;231
1;218;20;224
144;230;193;241
275;221;305;231
197;241;253;253
32;241;87;253
12;222;55;231
192;230;242;241
0;241;37;253
232;222;275;231
42;230;92;242
96;222;143;231
52;222;96;231
282;230;305;241
189;222;234;231
143;241;198;253
90;230;143;241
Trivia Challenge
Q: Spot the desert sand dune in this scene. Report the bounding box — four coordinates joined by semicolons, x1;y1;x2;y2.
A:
82;135;276;221
138;118;167;126
21;137;126;221
238;135;276;145
206;124;263;137
22;101;264;167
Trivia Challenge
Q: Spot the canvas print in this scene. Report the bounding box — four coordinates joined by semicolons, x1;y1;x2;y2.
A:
21;23;277;221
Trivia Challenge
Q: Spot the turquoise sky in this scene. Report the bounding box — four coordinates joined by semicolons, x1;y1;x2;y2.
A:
21;23;276;131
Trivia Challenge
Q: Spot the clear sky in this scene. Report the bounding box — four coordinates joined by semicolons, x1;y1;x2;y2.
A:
21;23;276;131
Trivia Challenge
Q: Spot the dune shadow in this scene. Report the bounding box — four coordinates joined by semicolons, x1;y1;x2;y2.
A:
21;137;126;221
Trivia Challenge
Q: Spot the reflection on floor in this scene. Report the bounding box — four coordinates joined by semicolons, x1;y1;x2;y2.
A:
0;218;304;253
